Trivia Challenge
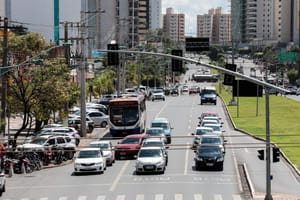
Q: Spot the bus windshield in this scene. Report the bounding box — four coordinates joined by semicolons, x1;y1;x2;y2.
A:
110;106;139;126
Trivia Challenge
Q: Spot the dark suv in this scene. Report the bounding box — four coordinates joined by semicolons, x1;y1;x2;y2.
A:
194;144;224;171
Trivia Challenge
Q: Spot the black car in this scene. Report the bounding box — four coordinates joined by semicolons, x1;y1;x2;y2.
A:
170;88;179;96
194;144;224;171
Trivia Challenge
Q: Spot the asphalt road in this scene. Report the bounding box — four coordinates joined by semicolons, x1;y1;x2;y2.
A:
2;64;300;200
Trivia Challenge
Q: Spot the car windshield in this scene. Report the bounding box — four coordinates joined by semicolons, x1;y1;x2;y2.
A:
153;90;163;94
196;129;213;135
142;141;163;147
205;125;221;132
201;137;222;144
151;122;168;129
110;107;139;126
90;143;109;150
146;129;164;135
198;147;221;154
139;149;162;157
30;138;47;145
121;137;140;144
78;150;101;158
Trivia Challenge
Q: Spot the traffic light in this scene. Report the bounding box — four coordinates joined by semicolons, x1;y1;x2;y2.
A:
171;49;183;72
107;44;119;66
257;149;264;160
273;147;280;163
223;63;236;86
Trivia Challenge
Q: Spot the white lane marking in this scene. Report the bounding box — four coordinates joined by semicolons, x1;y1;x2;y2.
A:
175;193;183;200
58;197;68;200
40;198;48;200
116;194;125;200
155;99;174;118
78;196;87;200
194;194;203;200
184;142;189;175
232;194;242;200
136;194;144;200
96;195;106;200
244;148;249;153
109;160;130;191
155;194;164;200
214;194;222;200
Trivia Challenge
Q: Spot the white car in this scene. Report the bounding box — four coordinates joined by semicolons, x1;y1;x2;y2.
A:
203;124;224;136
74;148;107;175
89;140;115;166
86;111;109;128
135;146;167;175
151;89;165;101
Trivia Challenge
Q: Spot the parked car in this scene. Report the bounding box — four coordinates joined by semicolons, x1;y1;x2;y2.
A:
151;89;165;101
38;127;81;146
17;135;76;160
74;148;106;175
114;134;146;159
0;173;5;196
150;118;173;144
68;116;95;134
194;144;224;171
86;102;108;114
89;140;115;166
135;146;167;175
86;111;109;128
296;87;300;96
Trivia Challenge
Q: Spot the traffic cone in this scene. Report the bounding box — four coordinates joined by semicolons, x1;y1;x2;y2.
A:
8;162;13;177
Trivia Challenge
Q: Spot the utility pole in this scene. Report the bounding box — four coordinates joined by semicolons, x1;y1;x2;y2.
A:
0;17;8;136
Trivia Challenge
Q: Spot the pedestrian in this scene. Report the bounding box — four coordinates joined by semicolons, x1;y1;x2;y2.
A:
0;142;5;172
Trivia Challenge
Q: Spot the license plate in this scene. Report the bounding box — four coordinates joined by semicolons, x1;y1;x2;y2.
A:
120;152;126;155
206;163;214;166
145;165;154;169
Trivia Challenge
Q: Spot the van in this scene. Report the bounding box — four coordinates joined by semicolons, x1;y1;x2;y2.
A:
200;86;217;105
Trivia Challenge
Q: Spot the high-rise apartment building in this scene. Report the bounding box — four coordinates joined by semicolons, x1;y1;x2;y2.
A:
292;0;300;46
231;0;292;45
163;8;185;42
149;0;162;30
197;7;231;44
0;0;11;19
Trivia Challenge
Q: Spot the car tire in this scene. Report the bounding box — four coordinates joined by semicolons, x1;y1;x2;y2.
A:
0;189;3;197
195;162;200;171
136;170;140;175
101;121;108;128
218;164;223;171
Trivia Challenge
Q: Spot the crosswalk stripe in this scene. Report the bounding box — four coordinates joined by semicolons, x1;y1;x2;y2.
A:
116;194;125;200
78;196;87;200
214;194;222;200
96;195;106;200
232;194;242;200
136;194;144;200
20;199;30;200
58;197;68;200
155;193;164;200
175;193;183;200
40;198;48;200
194;194;203;200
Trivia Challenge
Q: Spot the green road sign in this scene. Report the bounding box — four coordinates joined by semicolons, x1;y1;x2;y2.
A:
277;52;298;63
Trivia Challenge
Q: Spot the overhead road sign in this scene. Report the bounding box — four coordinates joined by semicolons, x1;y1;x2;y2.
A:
277;52;298;63
185;37;209;52
223;63;236;86
233;80;263;97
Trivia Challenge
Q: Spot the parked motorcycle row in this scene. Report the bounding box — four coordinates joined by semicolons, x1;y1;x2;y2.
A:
0;147;73;176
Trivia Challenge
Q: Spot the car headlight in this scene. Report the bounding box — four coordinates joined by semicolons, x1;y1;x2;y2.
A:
95;162;103;166
197;157;203;161
136;161;143;167
217;157;224;162
156;160;165;166
74;163;81;167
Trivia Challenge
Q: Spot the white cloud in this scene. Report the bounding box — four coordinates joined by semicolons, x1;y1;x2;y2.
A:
162;0;229;36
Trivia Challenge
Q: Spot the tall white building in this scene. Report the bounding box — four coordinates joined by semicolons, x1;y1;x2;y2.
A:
149;0;162;30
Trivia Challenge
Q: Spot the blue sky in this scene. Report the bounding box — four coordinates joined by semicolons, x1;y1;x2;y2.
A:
11;0;229;41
